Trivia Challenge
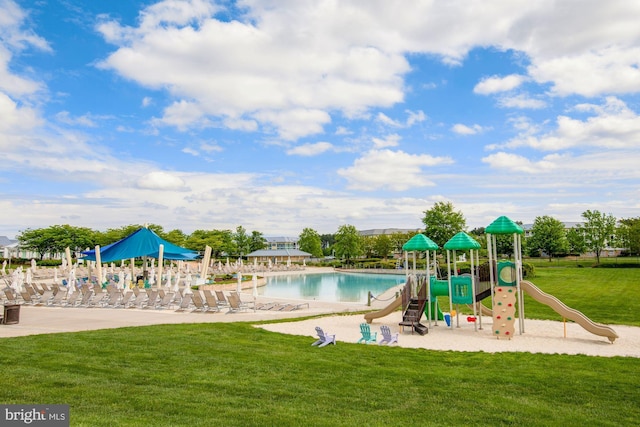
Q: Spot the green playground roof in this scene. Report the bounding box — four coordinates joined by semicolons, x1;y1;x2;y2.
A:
486;215;524;235
443;231;481;250
402;233;439;251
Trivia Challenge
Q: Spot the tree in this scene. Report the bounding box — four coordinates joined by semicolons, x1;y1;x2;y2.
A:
566;226;587;256
422;201;466;247
17;227;60;260
184;230;216;252
18;225;95;259
526;216;567;261
333;224;362;263
163;229;187;247
298;228;323;258
320;233;335;256
582;210;617;264
390;231;417;254
249;231;267;253
232;226;251;257
618;217;640;255
209;230;235;258
373;234;394;260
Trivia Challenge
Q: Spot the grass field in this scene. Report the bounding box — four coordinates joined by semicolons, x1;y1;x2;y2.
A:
1;266;639;426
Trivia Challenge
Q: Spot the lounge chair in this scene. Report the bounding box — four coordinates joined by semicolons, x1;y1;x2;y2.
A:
4;289;19;305
116;291;134;308
174;294;192;312
61;291;81;307
47;290;68;306
254;302;279;311
378;325;399;346
142;290;159;309
203;290;220;310
155;291;175;310
226;293;251;313
358;323;378;344
312;327;336;347
278;302;310;312
100;291;123;308
214;290;229;307
188;291;216;313
20;291;39;306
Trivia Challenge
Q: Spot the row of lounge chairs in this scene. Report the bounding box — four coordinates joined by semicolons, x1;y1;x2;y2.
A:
1;283;310;314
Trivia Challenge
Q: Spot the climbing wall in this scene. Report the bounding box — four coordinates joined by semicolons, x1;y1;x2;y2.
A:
493;286;516;339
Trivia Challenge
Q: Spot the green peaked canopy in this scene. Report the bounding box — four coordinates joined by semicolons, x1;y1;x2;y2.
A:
443;231;481;250
486;215;524;235
402;234;439;251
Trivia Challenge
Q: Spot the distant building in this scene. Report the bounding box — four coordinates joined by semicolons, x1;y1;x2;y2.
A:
264;236;299;250
0;236;18;259
358;228;421;237
246;249;311;263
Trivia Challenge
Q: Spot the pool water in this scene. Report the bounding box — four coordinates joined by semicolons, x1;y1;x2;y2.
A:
259;272;406;303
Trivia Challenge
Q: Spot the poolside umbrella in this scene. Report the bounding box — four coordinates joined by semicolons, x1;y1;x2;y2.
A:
200;245;212;284
252;274;258;311
95;245;103;287
165;268;172;289
236;272;242;293
65;247;72;272
68;268;76;294
174;270;182;293
26;268;32;285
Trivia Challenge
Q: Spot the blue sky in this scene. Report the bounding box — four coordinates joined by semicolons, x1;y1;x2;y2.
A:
1;0;639;238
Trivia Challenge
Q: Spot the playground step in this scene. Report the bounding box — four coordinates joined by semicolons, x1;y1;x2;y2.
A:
414;323;429;335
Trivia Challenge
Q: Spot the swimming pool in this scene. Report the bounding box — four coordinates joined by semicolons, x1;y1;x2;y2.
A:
258;272;406;303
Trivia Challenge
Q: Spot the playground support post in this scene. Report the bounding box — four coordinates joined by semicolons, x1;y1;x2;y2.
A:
514;233;524;335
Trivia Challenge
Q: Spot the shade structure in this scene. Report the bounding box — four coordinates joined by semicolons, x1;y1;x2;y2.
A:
81;227;198;263
486;215;524;235
402;234;439;251
443;232;481;250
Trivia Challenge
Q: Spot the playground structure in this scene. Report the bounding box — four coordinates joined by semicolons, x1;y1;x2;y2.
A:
364;215;619;343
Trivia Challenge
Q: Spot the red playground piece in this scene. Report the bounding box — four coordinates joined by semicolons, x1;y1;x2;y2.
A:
467;316;477;323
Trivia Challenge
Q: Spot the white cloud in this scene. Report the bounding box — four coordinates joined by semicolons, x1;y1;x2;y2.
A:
372;134;401;148
55;111;98;127
482;152;562;174
200;142;223;153
497;94;546;109
0;92;41;138
406;110;426;126
286;141;334;156
452;123;486;135
497;97;640;151
136;171;188;190
474;74;525;94
528;46;640;97
182;147;199;156
376;112;402;127
337;149;453;191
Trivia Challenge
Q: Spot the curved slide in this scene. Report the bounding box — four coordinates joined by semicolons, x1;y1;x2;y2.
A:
520;280;618;343
364;296;402;324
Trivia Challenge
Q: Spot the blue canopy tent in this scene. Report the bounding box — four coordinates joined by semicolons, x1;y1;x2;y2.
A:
81;227;198;263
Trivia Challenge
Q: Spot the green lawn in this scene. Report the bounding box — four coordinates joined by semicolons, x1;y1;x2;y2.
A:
519;266;640;326
1;265;639;426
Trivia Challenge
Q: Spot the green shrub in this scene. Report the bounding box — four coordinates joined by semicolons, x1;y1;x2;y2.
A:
522;262;535;278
